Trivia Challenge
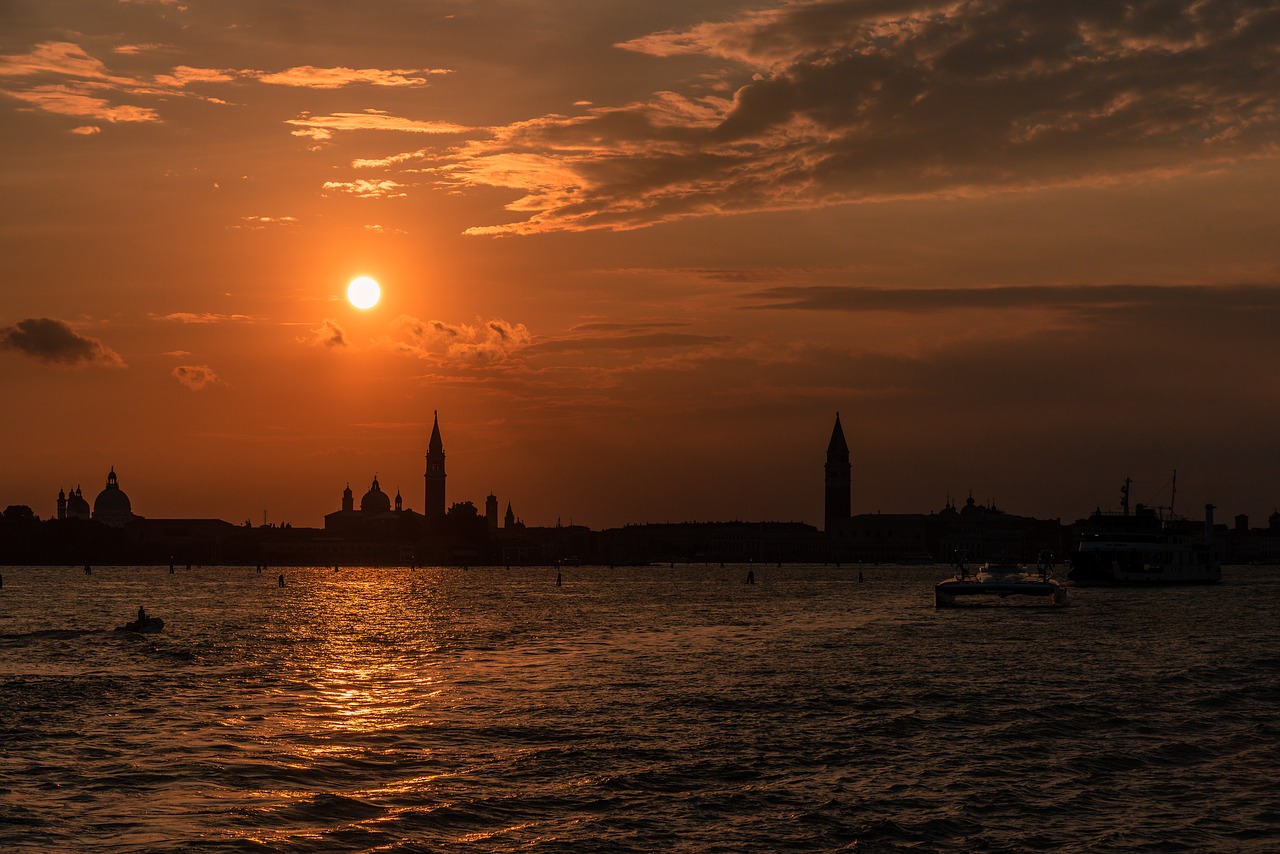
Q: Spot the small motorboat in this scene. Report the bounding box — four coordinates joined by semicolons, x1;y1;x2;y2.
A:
117;608;165;633
117;617;165;633
935;555;1066;608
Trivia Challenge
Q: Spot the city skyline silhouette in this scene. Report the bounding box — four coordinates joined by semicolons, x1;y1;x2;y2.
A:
3;2;1278;530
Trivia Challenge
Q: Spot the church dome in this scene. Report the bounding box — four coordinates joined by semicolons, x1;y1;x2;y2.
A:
360;476;391;514
93;468;133;523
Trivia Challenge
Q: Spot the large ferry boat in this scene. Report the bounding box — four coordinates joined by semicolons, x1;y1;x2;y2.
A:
1068;477;1222;586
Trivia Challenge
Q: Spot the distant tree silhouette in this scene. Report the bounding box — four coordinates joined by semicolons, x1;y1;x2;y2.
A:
2;505;36;521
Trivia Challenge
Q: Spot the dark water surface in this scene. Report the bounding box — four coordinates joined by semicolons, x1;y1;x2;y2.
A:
1;564;1277;852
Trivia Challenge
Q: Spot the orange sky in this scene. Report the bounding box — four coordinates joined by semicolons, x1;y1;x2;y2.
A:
3;1;1279;530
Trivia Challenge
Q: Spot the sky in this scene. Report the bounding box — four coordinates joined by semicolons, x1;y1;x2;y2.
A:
2;0;1279;531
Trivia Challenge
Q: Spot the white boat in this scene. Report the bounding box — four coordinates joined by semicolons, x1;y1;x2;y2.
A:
1068;477;1221;586
935;557;1066;608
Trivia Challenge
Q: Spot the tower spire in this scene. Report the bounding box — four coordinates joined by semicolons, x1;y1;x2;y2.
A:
824;412;851;533
425;410;447;522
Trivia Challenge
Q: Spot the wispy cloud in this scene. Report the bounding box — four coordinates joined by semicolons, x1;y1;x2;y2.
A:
3;85;160;123
0;41;189;124
0;317;126;368
286;110;471;137
743;283;1280;317
153;66;238;87
233;215;299;230
1;42;461;130
321;179;408;199
255;66;451;88
150;312;260;323
432;0;1280;234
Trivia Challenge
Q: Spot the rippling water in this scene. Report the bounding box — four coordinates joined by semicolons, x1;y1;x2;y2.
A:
1;564;1277;852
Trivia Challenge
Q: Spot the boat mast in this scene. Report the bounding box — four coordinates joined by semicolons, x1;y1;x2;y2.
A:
1170;469;1177;519
1121;477;1131;516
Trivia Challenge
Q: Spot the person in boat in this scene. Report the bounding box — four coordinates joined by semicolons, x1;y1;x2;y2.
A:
136;605;147;624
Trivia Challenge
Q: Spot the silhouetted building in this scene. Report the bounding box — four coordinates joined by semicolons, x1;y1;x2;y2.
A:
425;411;446;523
825;413;851;533
485;493;498;533
92;467;140;527
1221;509;1280;564
325;476;418;542
57;486;91;520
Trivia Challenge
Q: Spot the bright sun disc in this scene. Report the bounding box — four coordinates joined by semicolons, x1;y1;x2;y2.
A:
347;276;381;309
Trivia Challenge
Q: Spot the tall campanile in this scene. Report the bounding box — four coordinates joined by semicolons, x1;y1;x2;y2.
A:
824;412;851;533
425;411;446;522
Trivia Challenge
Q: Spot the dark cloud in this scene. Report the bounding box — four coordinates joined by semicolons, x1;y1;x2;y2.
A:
0;317;125;367
742;283;1280;315
439;0;1280;233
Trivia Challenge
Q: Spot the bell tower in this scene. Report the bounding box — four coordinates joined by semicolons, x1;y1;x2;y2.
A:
424;410;446;522
824;412;851;533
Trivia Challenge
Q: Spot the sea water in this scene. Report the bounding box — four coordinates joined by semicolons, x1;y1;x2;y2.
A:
1;564;1277;852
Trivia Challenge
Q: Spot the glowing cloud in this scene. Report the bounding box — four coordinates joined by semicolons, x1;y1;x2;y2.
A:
322;179;407;199
286;110;471;136
255;66;452;88
151;312;259;323
392;316;531;365
3;85;160;123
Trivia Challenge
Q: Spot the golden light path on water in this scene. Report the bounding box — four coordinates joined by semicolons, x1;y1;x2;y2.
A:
2;563;1277;851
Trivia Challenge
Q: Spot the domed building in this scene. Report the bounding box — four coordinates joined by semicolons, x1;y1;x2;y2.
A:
57;486;92;521
361;476;393;514
93;467;139;527
325;475;411;541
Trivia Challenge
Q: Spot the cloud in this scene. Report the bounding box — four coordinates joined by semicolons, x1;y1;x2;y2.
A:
313;319;346;348
392;316;531;364
3;85;160;123
0;317;125;368
0;42;212;124
255;66;451;88
171;364;220;391
1;43;455;129
743;283;1280;318
286;110;471;136
0;41;124;80
233;215;299;229
352;149;431;169
434;0;1280;234
153;66;238;87
150;312;259;323
322;179;408;199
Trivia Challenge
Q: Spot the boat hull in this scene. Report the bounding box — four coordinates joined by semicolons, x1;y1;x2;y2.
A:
935;578;1065;608
116;617;165;633
1068;550;1221;586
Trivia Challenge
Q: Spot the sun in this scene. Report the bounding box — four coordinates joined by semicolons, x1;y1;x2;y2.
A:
347;276;381;310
